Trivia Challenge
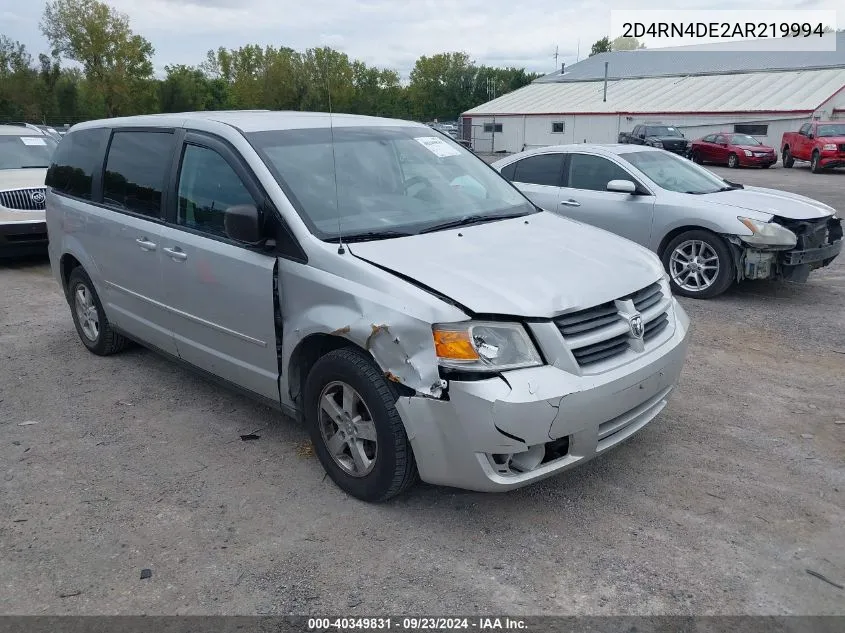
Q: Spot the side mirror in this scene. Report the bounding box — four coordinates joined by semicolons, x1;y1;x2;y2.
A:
808;133;814;140
224;204;262;243
607;179;636;194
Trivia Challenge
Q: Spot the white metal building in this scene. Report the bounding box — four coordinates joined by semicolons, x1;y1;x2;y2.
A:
461;32;845;153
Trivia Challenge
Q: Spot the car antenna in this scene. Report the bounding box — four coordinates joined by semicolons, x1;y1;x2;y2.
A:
325;55;345;255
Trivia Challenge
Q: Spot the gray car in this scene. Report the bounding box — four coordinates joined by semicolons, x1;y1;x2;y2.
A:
492;145;843;298
46;112;689;501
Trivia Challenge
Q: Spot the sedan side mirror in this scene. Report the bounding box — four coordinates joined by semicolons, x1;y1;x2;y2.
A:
808;133;814;140
224;204;262;243
607;179;636;194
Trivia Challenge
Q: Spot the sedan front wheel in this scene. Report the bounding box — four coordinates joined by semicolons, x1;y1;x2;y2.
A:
662;230;735;299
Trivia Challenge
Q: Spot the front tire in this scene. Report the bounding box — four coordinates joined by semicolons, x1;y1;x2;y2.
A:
810;151;822;173
662;230;735;299
67;267;129;355
304;347;418;502
690;150;702;164
727;153;739;168
782;147;794;168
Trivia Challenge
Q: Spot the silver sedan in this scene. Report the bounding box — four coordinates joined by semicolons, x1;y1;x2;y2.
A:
492;145;842;299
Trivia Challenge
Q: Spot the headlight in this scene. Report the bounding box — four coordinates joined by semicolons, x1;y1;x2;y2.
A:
432;321;542;372
822;143;837;151
651;141;663;148
737;216;797;248
743;149;752;157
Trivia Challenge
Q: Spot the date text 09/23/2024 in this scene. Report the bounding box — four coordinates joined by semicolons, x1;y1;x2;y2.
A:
308;617;528;631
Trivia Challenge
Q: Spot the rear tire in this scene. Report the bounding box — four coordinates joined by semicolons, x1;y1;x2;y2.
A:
810;151;822;173
727;153;739;169
67;267;129;356
662;230;735;299
782;147;794;168
304;347;418;502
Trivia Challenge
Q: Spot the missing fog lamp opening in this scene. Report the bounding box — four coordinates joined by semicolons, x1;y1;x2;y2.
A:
433;321;542;372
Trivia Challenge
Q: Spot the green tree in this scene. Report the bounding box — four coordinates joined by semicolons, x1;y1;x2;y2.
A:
589;37;612;57
0;36;41;120
612;36;645;51
159;64;211;112
41;0;154;117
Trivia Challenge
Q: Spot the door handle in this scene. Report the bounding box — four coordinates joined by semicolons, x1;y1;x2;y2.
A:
163;246;187;261
560;199;581;207
136;237;157;251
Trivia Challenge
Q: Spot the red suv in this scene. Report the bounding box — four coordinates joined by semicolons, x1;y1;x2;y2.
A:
689;133;777;169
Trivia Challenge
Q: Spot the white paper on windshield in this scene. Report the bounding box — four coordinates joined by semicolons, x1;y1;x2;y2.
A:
21;137;47;146
414;136;460;158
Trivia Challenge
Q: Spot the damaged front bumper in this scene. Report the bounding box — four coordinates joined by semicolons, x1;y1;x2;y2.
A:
396;300;690;492
736;216;843;283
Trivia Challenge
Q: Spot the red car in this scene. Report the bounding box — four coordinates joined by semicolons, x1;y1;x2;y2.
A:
689;133;777;169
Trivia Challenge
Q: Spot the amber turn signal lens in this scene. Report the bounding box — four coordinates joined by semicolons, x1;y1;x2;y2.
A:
433;329;479;361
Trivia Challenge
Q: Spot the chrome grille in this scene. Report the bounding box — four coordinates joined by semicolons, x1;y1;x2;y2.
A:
554;301;620;337
556;281;672;368
0;188;47;211
627;282;662;312
643;313;669;341
571;332;629;366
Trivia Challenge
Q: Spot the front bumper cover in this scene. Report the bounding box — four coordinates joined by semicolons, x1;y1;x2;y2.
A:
397;300;690;492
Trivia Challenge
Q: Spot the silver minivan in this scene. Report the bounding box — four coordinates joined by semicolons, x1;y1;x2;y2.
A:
46;111;690;501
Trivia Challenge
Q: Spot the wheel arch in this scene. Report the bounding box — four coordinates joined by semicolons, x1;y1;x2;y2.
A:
658;224;729;257
287;333;416;418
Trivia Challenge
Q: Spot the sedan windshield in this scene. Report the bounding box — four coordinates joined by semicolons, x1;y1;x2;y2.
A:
248;126;535;239
646;126;683;137
0;135;58;169
817;124;845;137
730;134;762;146
624;150;733;194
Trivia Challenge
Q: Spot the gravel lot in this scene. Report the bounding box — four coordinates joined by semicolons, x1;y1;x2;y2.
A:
1;165;843;616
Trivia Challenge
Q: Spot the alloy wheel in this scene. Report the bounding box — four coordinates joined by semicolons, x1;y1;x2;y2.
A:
317;381;378;477
669;240;720;293
74;283;100;342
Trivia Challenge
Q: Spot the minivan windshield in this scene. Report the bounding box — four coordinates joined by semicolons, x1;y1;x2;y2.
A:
0;135;58;170
624;150;734;194
248;126;535;240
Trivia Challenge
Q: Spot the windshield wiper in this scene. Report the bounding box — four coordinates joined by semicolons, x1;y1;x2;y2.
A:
20;165;48;169
418;212;529;234
325;229;414;243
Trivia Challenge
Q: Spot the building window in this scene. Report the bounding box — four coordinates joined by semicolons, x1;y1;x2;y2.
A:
734;124;768;136
551;122;565;133
483;123;502;133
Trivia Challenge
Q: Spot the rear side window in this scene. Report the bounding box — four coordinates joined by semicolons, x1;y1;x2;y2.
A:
512;153;563;187
566;154;633;192
103;131;174;218
45;128;109;199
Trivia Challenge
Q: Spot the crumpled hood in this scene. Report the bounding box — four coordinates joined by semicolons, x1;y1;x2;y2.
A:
348;212;664;318
0;168;47;191
704;186;836;220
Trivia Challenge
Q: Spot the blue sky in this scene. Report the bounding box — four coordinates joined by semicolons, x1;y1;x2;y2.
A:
0;0;839;78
